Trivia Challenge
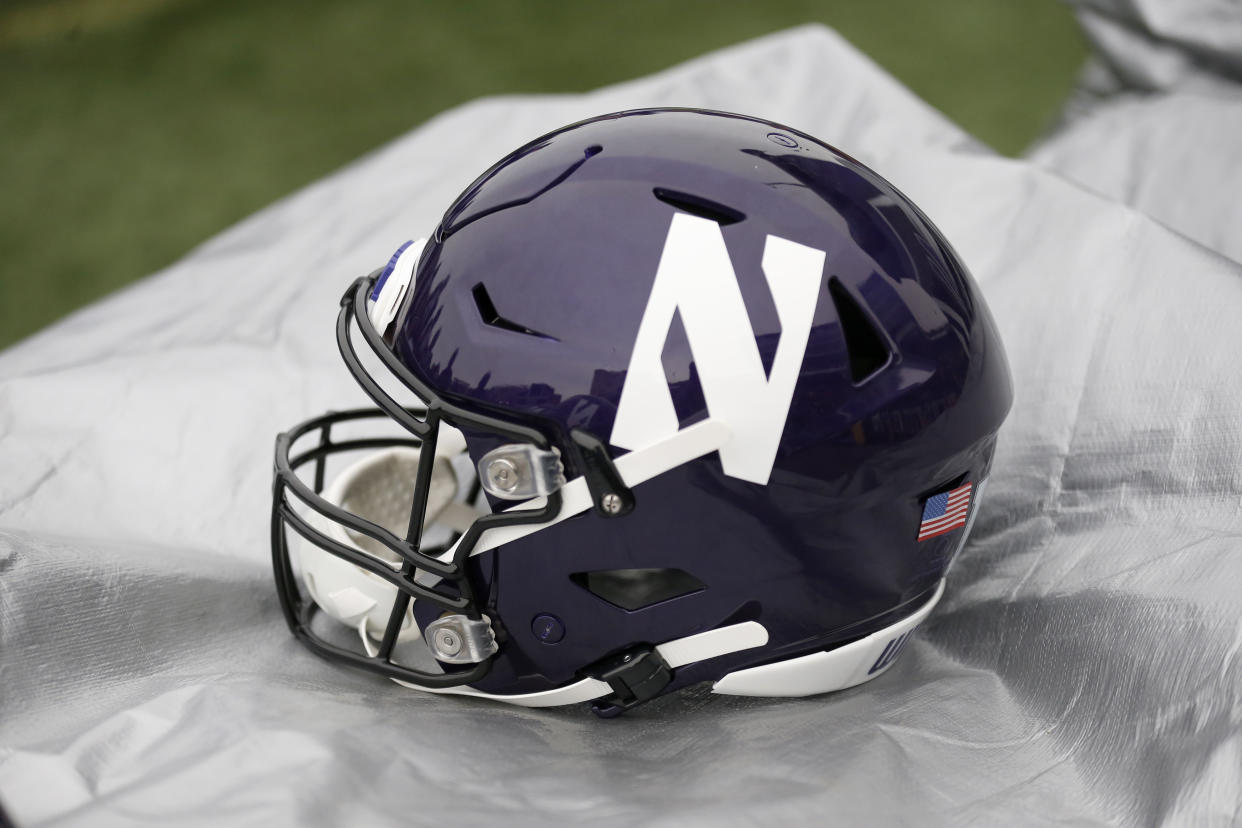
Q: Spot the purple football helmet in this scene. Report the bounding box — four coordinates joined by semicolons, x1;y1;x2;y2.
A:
272;108;1012;716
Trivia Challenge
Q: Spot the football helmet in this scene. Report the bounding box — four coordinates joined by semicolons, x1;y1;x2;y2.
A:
271;108;1012;716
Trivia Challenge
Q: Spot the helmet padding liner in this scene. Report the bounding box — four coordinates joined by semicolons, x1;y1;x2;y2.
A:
299;444;476;643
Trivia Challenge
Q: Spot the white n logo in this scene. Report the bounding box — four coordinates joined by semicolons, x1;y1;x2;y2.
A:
611;213;825;485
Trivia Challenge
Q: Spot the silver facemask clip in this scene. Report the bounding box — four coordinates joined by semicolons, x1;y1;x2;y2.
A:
425;614;500;664
477;444;565;500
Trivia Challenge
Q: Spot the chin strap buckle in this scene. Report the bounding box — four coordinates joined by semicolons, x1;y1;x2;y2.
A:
585;645;673;717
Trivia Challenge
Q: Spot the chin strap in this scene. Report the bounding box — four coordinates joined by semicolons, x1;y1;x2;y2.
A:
362;618;770;708
358;581;946;708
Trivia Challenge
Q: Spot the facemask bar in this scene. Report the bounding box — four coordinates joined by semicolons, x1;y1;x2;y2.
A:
271;275;564;688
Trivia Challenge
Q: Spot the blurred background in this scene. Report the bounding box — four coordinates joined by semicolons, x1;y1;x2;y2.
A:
0;0;1087;350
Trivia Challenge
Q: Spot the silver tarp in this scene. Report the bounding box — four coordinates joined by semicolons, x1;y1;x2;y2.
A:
3;10;1241;825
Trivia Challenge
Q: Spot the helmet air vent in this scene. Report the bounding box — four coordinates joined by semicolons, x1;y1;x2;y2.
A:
471;283;558;340
653;188;745;226
828;277;891;383
571;568;706;611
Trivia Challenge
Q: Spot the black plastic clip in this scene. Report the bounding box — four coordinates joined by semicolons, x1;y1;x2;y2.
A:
586;645;672;717
570;428;634;518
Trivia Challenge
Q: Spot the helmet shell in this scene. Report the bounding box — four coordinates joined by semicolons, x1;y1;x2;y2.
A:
392;109;1012;696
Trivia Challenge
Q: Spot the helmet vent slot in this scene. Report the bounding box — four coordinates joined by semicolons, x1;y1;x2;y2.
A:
653;188;745;226
571;568;705;611
828;277;891;383
471;283;558;340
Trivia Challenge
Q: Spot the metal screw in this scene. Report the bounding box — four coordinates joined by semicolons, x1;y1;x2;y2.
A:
532;613;565;644
434;629;461;657
486;458;520;493
600;493;622;514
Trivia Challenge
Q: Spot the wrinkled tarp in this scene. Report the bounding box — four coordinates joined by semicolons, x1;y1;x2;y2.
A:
3;14;1242;827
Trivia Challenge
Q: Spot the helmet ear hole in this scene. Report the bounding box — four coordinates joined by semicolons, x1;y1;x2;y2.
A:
571;568;705;611
828;277;891;383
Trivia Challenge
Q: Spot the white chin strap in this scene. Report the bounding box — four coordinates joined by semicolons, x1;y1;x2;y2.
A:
299;417;944;707
359;615;770;707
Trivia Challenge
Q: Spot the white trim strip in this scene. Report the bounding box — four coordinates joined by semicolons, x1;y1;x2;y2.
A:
379;619;768;708
657;620;768;669
712;580;945;698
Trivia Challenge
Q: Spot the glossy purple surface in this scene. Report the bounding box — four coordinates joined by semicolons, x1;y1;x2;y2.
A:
392;109;1011;696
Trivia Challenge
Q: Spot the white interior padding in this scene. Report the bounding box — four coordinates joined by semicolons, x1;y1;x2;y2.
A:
333;449;455;564
299;446;469;641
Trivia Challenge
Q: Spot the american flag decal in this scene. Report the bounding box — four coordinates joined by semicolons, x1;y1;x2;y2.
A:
917;483;973;541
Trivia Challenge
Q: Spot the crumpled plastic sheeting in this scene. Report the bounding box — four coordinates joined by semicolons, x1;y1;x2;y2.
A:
1063;0;1242;95
2;22;1241;828
1032;0;1242;264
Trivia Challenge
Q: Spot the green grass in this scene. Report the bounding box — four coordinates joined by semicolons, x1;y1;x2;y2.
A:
0;0;1087;349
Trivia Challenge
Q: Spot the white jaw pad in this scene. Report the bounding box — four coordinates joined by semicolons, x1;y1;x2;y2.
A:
385;619;769;707
711;579;946;698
